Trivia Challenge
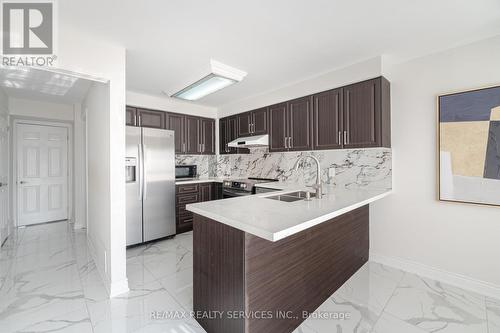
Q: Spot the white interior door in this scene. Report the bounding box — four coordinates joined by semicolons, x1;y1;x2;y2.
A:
17;123;68;226
0;114;8;243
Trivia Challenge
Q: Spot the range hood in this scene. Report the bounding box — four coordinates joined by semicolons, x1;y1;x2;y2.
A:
228;134;269;148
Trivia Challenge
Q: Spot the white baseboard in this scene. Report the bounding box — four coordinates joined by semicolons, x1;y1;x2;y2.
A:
370;253;500;300
87;236;129;298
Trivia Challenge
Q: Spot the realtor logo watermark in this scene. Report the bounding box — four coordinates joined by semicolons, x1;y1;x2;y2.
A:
1;0;57;66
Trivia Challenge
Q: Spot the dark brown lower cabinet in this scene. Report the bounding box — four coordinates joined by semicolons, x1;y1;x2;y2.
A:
193;205;369;333
176;182;219;234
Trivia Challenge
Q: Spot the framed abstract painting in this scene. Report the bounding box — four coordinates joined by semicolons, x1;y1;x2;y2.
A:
438;84;500;206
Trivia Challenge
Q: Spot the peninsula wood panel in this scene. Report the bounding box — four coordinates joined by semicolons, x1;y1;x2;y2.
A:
245;205;369;333
192;205;369;333
193;216;245;333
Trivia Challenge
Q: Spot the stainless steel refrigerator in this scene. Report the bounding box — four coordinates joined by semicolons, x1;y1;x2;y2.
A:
126;126;175;246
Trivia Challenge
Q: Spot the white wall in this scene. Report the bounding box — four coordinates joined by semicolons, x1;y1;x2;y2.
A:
371;35;500;295
217;57;383;117
0;89;10;244
56;25;128;297
73;104;86;229
9;97;74;121
127;90;217;119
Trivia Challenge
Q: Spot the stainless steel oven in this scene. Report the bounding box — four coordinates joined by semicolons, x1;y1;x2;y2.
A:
222;178;279;198
175;165;197;179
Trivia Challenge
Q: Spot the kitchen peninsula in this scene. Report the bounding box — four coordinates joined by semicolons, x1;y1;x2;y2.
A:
187;183;391;333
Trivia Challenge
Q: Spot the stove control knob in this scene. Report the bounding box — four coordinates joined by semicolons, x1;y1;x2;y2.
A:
241;184;247;189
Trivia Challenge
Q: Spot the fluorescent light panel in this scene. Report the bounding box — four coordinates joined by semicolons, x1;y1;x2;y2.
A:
172;73;236;101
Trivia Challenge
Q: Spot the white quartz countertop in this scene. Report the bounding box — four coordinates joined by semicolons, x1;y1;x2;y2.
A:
175;178;224;185
187;182;391;242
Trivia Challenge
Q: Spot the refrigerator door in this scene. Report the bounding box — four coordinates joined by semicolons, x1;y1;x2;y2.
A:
142;128;176;241
126;126;143;246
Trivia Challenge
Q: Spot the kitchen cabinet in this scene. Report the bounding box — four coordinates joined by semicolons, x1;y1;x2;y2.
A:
137;108;165;129
166;113;185;153
343;77;390;148
200;118;216;155
237;107;268;137
176;182;219;234
185;116;200;154
268;97;312;152
287;96;313;151
166;113;216;155
126;106;137;126
268;103;288;151
199;183;214;202
312;88;343;150
219;116;249;154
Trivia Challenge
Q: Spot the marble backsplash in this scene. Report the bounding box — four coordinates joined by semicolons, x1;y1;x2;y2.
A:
177;147;392;190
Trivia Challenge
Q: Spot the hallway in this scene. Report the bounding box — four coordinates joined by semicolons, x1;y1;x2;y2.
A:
0;221;202;332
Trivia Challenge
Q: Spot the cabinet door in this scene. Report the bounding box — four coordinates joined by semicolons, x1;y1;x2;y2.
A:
287;96;313;151
237;112;252;137
198;183;213;202
227;116;239;154
313;89;343;150
252;107;268;135
126;106;137;126
268;103;288;152
200;118;215;155
343;78;381;148
166;113;185;153
137;109;165;129
185;116;200;154
219;118;229;154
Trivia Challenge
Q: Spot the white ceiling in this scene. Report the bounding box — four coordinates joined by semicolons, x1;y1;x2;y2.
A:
0;67;93;104
59;0;500;107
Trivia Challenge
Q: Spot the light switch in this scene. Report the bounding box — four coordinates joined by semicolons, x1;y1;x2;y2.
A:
328;167;336;178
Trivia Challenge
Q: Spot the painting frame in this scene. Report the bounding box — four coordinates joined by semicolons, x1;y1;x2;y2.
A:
437;83;500;208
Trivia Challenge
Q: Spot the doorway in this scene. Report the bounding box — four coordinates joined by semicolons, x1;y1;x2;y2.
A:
14;121;69;226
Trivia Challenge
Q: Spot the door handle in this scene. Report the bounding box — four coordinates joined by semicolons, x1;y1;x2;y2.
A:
143;144;148;200
138;144;143;200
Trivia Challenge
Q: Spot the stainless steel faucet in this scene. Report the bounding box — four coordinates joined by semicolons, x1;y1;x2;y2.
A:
293;154;323;199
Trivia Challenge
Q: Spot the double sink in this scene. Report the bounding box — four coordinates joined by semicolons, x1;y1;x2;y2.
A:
265;191;316;202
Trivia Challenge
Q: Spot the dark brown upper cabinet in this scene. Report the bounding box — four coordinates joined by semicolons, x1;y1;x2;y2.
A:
343;77;390;148
268;103;288;152
268;98;312;152
184;116;200;154
126;106;137;126
287;96;313;151
166;113;216;155
219;116;249;154
166;113;185;153
237;112;252;137
200;118;216;155
237;108;268;137
313;88;343;150
137;108;165;129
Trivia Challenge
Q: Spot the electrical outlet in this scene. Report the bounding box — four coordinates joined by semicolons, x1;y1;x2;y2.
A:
328;167;336;178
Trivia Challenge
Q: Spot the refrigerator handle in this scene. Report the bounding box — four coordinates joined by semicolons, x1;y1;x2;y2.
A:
138;144;143;200
143;144;148;200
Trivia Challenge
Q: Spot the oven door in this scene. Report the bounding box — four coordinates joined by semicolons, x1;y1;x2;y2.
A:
222;188;252;198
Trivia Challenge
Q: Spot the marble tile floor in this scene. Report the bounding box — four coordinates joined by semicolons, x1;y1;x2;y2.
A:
0;221;497;333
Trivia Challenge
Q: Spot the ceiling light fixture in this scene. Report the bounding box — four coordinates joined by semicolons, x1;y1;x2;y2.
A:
171;60;247;101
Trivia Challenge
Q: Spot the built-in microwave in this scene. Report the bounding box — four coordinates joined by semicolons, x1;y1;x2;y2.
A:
175;165;197;179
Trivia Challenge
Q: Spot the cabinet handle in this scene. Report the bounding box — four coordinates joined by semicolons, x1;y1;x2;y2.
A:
284;137;288;149
344;131;348;145
338;131;342;144
138;115;142;126
252;123;255;133
289;137;293;148
182;142;186;153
